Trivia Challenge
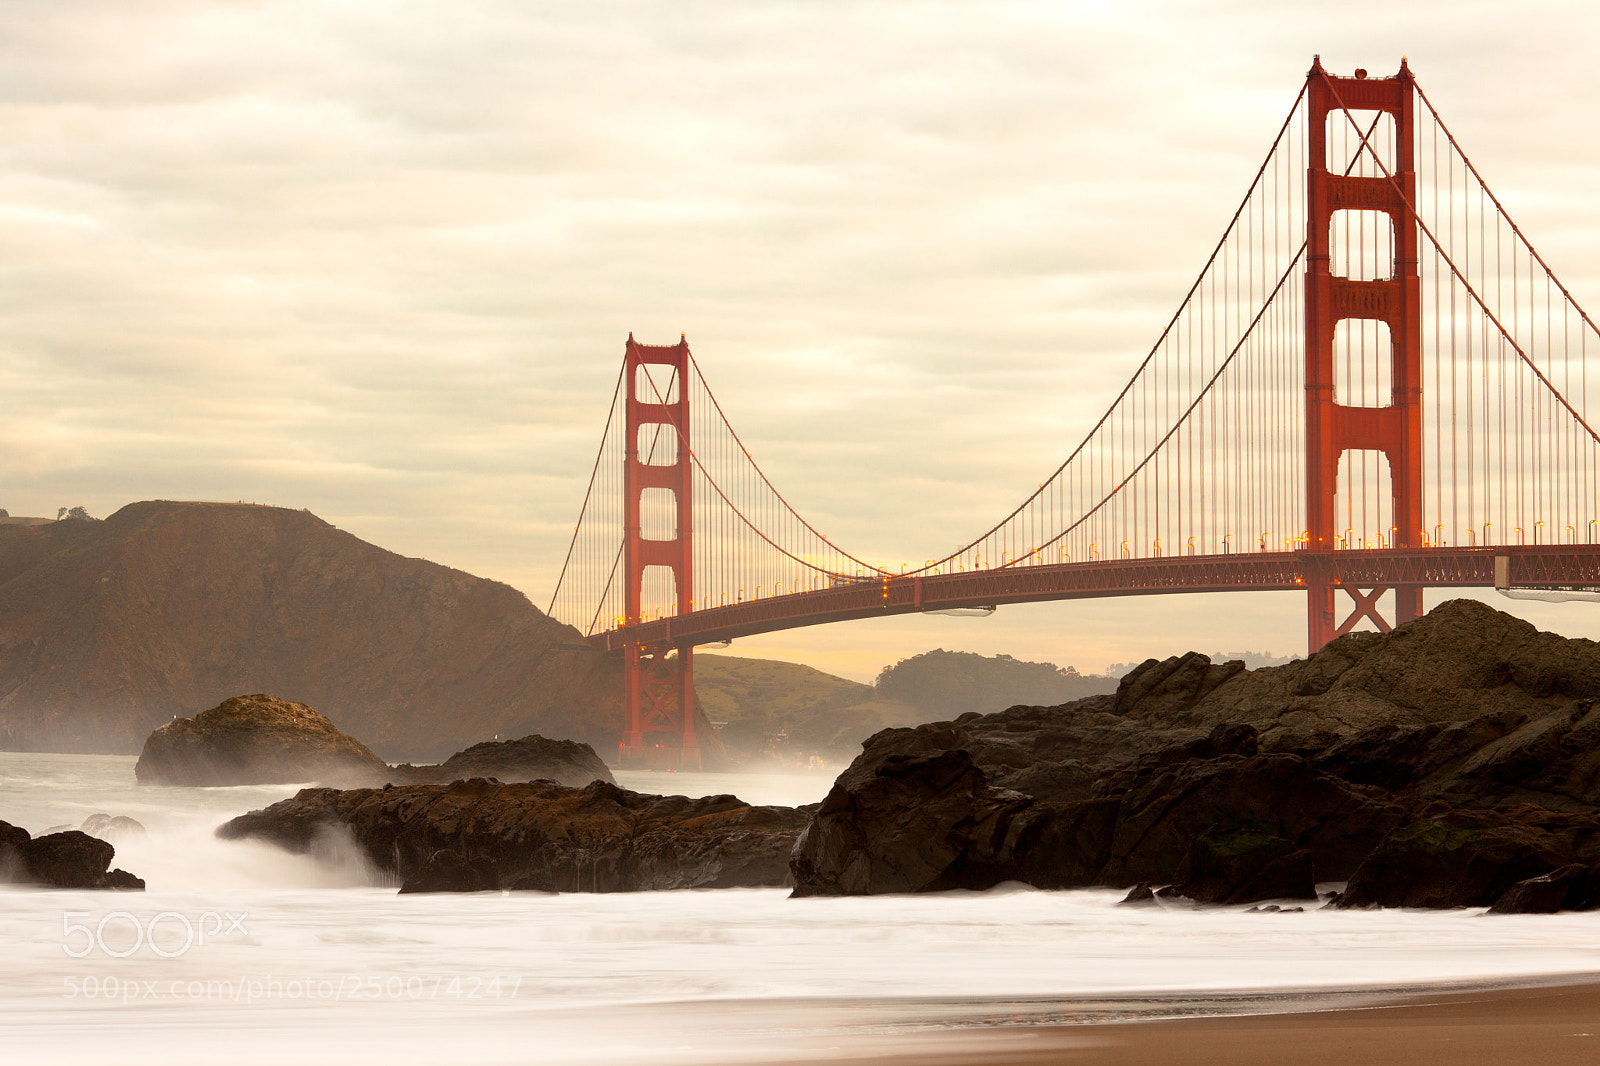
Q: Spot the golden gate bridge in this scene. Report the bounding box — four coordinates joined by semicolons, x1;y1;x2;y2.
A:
549;59;1600;767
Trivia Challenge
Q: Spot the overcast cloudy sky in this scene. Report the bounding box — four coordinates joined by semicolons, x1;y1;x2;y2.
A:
4;1;1599;680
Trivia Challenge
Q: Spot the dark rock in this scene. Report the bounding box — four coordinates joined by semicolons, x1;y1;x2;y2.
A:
1118;882;1157;906
136;693;391;787
399;850;500;893
11;830;143;890
0;819;28;878
1115;653;1246;719
789;748;1033;896
218;777;807;893
1487;864;1588;914
23;831;115;887
390;734;614;788
1170;827;1316;905
1001;797;1120;889
1339;808;1569;909
1103;754;1401;886
101;868;146;890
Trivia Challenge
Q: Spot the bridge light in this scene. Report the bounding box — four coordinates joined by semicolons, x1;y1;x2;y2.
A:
1537;520;1545;545
1515;526;1524;544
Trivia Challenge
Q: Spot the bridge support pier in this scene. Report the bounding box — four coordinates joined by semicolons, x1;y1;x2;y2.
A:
1304;59;1425;652
621;643;699;770
621;334;701;770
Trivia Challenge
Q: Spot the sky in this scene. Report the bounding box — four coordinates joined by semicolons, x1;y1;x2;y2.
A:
3;0;1600;682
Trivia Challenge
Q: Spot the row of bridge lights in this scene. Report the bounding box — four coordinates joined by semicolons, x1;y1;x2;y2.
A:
617;518;1599;624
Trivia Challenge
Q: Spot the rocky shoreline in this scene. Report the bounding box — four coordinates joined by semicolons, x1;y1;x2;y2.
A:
209;600;1600;911
791;600;1600;912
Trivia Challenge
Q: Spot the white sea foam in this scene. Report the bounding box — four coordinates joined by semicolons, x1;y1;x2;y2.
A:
3;752;1599;1065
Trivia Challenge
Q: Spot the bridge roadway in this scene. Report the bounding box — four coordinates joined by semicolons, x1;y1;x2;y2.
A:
591;544;1600;652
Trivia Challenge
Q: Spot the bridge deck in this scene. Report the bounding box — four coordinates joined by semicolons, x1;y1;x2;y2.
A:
589;545;1600;651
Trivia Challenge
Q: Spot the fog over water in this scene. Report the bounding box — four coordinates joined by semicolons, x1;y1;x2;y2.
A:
4;752;1600;1065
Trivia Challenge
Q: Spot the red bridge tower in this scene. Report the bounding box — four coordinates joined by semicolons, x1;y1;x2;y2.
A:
621;334;699;769
1304;59;1425;651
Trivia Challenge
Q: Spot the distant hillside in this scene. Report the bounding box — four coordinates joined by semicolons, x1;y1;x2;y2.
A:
874;649;1119;721
694;654;921;760
0;501;629;761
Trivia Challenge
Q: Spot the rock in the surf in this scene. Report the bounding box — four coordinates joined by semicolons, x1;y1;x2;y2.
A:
80;814;147;840
1486;864;1600;914
136;693;390;787
0;823;145;889
389;734;615;788
218;777;807;893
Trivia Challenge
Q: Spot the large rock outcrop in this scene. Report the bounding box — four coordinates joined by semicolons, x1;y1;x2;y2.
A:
1136;598;1600;743
217;778;808;892
791;600;1600;910
791;737;1401;901
136;694;391;786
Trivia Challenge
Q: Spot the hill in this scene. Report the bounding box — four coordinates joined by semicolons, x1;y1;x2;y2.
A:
874;648;1119;720
0;501;623;760
694;654;921;760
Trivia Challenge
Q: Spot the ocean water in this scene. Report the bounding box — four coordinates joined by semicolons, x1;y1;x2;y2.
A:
3;752;1599;1065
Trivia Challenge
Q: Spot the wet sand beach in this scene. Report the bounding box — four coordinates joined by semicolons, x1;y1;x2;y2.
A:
795;980;1600;1066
